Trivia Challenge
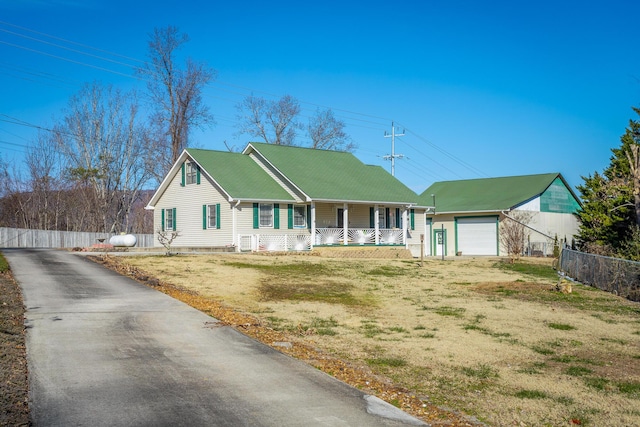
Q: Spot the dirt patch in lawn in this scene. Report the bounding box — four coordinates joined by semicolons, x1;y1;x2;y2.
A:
101;253;640;427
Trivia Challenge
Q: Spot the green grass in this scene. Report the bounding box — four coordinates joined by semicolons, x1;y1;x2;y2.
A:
514;389;549;399
308;317;339;336
462;364;498;379
548;322;576;331
583;377;610;391
531;345;555;355
361;321;385;338
433;306;466;317
618;381;640;398
565;366;593;377
367;265;407;277
0;252;9;273
517;362;548;375
259;280;363;306
494;260;558;280
366;357;408;368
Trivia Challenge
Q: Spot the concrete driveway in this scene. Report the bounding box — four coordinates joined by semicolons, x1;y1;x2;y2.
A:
4;249;426;426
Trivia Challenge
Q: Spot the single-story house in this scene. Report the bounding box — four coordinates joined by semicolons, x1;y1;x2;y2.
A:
418;173;581;256
146;142;432;253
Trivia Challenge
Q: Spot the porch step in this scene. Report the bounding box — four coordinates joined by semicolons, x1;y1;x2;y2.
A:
312;246;413;259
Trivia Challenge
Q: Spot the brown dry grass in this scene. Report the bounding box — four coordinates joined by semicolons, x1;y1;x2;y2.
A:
116;253;640;427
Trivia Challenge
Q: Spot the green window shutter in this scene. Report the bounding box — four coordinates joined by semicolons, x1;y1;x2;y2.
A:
161;209;165;232
181;164;185;187
385;208;390;228
307;205;311;229
253;203;259;229
202;205;207;230
274;203;280;229
216;204;221;229
287;204;293;229
196;167;201;185
395;208;400;228
172;208;177;231
369;207;374;228
410;209;415;230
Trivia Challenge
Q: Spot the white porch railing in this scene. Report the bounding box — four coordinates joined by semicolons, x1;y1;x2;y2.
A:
237;228;404;252
378;229;404;245
315;228;403;246
237;234;312;252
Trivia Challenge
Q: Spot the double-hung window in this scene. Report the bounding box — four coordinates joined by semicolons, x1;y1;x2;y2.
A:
185;162;198;185
293;205;307;228
163;208;175;231
259;203;273;228
206;204;217;229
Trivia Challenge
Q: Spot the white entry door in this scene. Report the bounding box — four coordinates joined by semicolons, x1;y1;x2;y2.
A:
434;229;446;256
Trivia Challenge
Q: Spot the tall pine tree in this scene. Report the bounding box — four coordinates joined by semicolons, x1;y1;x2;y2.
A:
576;107;640;258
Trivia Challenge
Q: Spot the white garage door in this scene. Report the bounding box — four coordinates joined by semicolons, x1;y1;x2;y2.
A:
457;217;498;255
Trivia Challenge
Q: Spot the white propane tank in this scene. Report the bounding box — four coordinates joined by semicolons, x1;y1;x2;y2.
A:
109;234;137;247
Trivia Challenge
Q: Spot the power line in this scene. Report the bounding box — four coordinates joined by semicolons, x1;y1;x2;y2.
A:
0;21;489;182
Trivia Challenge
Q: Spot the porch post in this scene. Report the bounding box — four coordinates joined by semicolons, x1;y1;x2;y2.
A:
343;203;349;246
375;205;380;245
310;202;316;249
402;207;408;248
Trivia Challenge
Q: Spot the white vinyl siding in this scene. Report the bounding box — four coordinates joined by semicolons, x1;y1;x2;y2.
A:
456;216;498;256
154;165;233;247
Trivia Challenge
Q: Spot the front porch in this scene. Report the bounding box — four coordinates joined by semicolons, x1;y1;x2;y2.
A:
237;202;414;252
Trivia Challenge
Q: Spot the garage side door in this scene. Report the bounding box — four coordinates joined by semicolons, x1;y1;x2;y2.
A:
456;216;498;255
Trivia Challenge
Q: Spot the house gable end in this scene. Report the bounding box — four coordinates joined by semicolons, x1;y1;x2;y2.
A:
539;177;581;214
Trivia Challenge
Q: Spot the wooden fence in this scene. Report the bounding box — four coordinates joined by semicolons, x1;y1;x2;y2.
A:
0;227;154;248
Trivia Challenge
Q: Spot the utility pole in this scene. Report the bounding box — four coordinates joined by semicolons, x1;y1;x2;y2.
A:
383;121;405;176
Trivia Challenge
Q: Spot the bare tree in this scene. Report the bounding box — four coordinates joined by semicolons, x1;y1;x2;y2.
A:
24;131;68;230
500;210;534;262
308;108;355;152
138;26;215;179
236;94;300;145
53;82;152;233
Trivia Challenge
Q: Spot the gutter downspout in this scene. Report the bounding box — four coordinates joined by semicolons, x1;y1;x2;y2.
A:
234;200;241;252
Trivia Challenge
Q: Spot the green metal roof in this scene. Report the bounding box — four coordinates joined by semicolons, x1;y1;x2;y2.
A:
186;148;294;201
246;142;418;204
419;173;578;213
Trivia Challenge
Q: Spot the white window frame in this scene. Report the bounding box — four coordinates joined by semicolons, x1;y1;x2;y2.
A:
164;208;174;230
259;203;273;228
207;204;217;229
293;204;307;228
186;162;197;185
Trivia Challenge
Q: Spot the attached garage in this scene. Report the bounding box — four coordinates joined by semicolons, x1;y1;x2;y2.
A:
456;216;498;256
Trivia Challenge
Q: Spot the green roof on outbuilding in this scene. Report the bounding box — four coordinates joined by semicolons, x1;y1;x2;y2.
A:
186;148;295;201
246;142;418;204
419;173;579;213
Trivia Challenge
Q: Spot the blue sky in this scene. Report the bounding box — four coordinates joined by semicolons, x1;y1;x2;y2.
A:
1;0;639;195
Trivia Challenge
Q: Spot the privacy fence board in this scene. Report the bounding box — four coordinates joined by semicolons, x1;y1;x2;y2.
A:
0;227;154;248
